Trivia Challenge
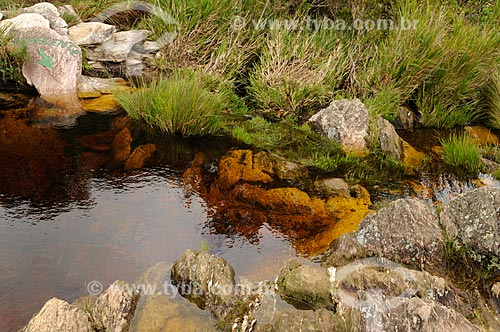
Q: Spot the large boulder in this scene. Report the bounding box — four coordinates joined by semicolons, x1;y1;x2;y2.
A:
0;13;50;32
440;187;500;260
20;298;93;332
308;99;369;155
325;198;443;270
170;249;236;320
22;2;68;36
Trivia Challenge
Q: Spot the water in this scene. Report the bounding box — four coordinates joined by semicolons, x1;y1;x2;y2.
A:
0;109;296;332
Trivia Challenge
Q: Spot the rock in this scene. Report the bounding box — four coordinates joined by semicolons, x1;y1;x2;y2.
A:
0;12;3;21
440;187;500;260
81;95;120;113
124;144;157;170
8;25;82;106
141;41;161;53
0;13;50;32
313;178;350;198
58;5;81;25
394;106;415;130
87;30;150;62
92;280;140;332
78;76;129;98
22;2;68;36
492;282;500;313
256;309;345;332
308;99;369;155
68;22;116;45
465;126;500;146
20;298;93;332
325;198;443;270
276;261;333;310
111;127;133;165
171;249;236;319
482;158;500;173
402;140;427;175
377;116;404;160
253;151;309;182
217;150;273;189
125;58;144;76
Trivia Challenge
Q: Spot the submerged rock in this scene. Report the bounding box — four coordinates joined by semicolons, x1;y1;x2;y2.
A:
20;298;93;332
325;198;443;270
124;144;157;170
465;126;500;146
440;187;500;260
308;99;369;155
110;127;133;166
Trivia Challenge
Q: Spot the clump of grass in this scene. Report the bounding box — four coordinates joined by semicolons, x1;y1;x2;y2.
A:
115;73;223;136
440;133;483;175
0;29;27;84
492;169;500;181
485;73;500;129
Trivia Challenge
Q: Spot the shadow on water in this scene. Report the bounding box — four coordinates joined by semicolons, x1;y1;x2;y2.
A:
0;106;298;332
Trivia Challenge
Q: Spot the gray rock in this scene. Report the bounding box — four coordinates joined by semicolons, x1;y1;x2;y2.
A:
171;249;236;319
256;309;345;332
482;157;500;173
325;198;443;270
394;106;415;130
20;298;93;332
92;280;140;332
22;2;68;36
277;261;333;310
87;30;150;62
313;177;350;197
125;58;144;76
14;26;81;105
308;99;369;154
440;187;500;261
141;40;161;53
0;13;50;32
377;116;404;160
68;22;115;45
78;76;129;98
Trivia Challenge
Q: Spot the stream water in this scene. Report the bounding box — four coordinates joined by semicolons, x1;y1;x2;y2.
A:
0;108;299;332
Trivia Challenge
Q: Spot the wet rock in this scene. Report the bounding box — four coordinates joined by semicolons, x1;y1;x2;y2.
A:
277;261;333;310
111;127;133;165
394;106;415;130
22;2;68;36
308;99;369;155
81;95;120;113
253;151;309;182
217;150;273;189
20;298;93;332
465;126;500;146
78;76;129;98
171;249;236;320
325;198;443;270
77;130;115;151
131;262;217;332
377;116;404;160
440;187;500;260
402;140;427;175
256;309;345;332
124;144;157;171
68;22;115;45
87;30;150;62
0;13;50;32
313;178;350;198
92;280;140;332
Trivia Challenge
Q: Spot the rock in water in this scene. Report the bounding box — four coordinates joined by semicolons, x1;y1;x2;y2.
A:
20;298;93;332
308;99;370;155
15;26;82;107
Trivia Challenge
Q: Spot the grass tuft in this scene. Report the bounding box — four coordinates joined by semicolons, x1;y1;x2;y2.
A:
440;133;482;175
115;72;223;136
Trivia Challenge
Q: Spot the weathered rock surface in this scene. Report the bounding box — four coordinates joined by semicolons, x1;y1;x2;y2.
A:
256;309;345;332
277;261;333;310
308;99;369;155
313;177;350;198
0;13;50;32
465;126;500;146
78;76;129;98
253;151;309;182
171;249;236;319
440;187;500;259
92;280;140;332
325;198;443;270
20;298;93;332
22;2;68;36
377;116;404;160
87;30;150;62
124;144;157;170
68;22;116;45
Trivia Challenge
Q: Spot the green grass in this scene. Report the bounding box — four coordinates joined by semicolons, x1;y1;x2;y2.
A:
485;73;500;129
440;133;483;175
115;72;223;136
0;29;27;84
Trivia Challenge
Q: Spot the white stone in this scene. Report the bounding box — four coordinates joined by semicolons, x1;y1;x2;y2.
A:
68;22;116;45
87;30;150;62
0;13;50;33
22;2;68;36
